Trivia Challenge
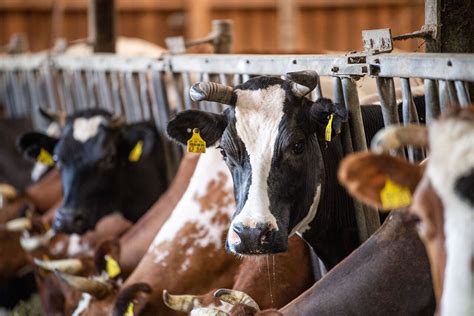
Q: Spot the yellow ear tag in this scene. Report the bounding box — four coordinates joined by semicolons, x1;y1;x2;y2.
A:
380;178;412;209
325;114;334;142
187;128;206;154
105;255;121;278
124;302;134;316
37;148;55;166
128;141;144;162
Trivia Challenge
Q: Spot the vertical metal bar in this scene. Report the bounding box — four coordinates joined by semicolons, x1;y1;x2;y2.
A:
171;73;185;113
72;70;87;110
181;72;193;110
341;77;380;241
454;80;471;107
10;71;25;117
424;79;440;124
439;80;459;111
333;77;354;156
25;70;44;129
61;70;75;114
400;78;424;162
375;77;400;126
96;71;113;112
85;70;97;109
138;72;151;121
233;74;243;86
42;65;59;111
314;75;323;100
109;71;123;115
121;72;142;122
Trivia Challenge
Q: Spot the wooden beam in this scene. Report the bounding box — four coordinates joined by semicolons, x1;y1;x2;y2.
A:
277;0;297;51
185;0;211;40
88;0;116;53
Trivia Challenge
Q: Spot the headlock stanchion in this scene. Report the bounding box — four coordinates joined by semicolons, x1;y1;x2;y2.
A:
1;28;474;242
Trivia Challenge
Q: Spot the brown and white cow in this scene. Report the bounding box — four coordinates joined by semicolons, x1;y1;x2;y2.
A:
338;106;474;315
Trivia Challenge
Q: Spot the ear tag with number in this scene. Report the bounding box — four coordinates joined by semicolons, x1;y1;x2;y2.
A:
37;148;55;166
105;255;121;278
325;114;334;142
128;141;144;162
124;302;134;316
187;128;206;154
380;178;412;209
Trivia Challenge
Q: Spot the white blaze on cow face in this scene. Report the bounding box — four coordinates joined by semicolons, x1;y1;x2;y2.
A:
72;116;106;143
230;85;285;232
427;118;474;315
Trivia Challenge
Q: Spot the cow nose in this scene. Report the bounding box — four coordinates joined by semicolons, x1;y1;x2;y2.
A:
229;223;281;254
53;208;85;234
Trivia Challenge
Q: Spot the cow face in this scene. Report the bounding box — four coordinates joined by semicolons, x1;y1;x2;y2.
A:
168;72;347;255
339;106;474;315
19;110;156;234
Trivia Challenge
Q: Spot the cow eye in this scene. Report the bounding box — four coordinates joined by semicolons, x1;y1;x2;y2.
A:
292;142;305;155
217;145;227;161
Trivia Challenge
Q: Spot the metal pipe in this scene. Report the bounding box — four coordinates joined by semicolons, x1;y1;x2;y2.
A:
454;80;471;107
400;78;424;162
424;79;440;124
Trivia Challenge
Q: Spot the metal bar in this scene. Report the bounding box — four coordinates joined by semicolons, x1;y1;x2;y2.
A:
72;70;87;110
341;77;380;241
61;70;75;114
171;73;185;113
122;72;142;122
438;80;459;112
424;79;440;124
400;78;424;162
85;70;97;109
41;66;59;111
181;72;193;110
96;71;113;112
109;71;123;115
138;72;151;121
25;70;44;129
375;77;400;126
333;77;354;157
454;80;471;107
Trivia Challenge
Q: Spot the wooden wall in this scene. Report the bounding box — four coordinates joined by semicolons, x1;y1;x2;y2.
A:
0;0;425;53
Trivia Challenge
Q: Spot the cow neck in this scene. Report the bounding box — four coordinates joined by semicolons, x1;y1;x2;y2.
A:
302;136;359;270
118;133;168;223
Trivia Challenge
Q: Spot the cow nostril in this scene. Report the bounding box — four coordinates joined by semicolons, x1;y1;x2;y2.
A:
260;228;273;244
73;215;84;227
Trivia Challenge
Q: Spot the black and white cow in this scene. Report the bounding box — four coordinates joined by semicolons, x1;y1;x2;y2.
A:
168;71;424;269
18;109;168;234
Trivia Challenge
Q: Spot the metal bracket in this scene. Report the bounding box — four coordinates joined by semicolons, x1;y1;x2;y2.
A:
362;28;393;55
165;36;187;54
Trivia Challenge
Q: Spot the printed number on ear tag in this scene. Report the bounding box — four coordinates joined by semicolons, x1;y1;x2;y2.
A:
105;255;121;278
128;141;144;162
37;148;55;166
325;114;334;142
380;178;412;209
124;302;134;316
187;128;206;154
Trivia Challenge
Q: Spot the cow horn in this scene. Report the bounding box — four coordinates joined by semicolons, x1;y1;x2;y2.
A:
188;307;229;316
163;290;201;312
109;113;125;128
20;229;55;251
285;70;319;97
34;258;83;274
190;82;234;105
5;217;32;232
371;124;428;154
39;107;67;127
55;271;112;298
214;289;260;311
0;183;17;200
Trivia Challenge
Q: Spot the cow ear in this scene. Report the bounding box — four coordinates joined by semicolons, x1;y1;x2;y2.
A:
338;152;424;211
17;132;58;166
114;283;152;316
309;98;348;141
167;109;227;147
120;125;155;163
94;239;121;279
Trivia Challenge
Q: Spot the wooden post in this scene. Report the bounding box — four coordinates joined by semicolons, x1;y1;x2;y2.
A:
425;0;474;96
211;20;233;54
186;0;211;40
277;0;297;52
88;0;116;53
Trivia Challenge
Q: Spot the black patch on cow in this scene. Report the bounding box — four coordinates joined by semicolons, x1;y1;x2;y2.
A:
113;283;152;316
17;132;58;162
454;168;474;207
235;76;284;91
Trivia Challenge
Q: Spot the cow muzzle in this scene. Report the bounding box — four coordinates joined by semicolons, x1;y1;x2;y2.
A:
226;222;287;255
53;208;88;234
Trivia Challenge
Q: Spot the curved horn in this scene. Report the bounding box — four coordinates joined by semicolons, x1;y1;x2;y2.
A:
0;183;17;200
5;217;32;232
55;270;112;298
190;82;234;105
163;290;202;312
34;258;83;274
285;70;319;97
371;124;428;154
108;113;126;128
39;107;67;127
20;229;55;251
189;307;229;316
214;289;260;312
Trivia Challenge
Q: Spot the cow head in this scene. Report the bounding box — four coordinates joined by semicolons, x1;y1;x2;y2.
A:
168;72;347;255
338;106;474;315
18;109;157;234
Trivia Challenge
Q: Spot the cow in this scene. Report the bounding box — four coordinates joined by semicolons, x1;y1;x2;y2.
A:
166;71;409;270
17;109;168;234
195;212;435;316
338;105;474;315
52;148;313;315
